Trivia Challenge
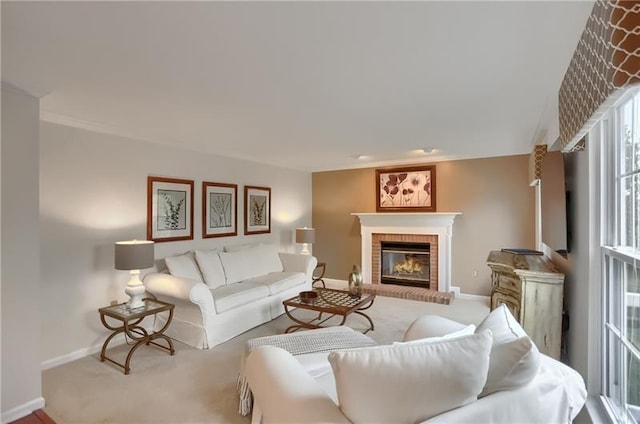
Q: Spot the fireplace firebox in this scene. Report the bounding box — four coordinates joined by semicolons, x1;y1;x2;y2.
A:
380;241;430;288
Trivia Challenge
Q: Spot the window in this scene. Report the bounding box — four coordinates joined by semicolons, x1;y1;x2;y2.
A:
602;89;640;423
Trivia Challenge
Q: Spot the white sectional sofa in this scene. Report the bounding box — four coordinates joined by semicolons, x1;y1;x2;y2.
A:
245;305;587;423
143;244;317;349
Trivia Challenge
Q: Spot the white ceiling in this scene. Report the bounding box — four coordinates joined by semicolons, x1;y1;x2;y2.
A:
2;1;594;172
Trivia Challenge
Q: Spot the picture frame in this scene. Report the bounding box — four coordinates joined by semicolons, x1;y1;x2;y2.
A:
244;185;271;235
147;176;194;242
202;181;237;238
376;165;436;212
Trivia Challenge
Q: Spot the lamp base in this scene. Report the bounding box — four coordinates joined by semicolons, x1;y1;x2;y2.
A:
124;270;146;310
300;243;310;255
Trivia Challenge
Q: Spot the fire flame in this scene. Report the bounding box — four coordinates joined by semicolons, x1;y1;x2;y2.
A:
393;258;423;275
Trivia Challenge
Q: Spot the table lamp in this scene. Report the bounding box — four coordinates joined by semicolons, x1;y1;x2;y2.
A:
295;227;315;255
115;240;155;309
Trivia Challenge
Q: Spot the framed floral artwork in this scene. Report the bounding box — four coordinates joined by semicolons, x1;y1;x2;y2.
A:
244;185;271;235
147;176;194;242
376;165;436;212
202;181;237;238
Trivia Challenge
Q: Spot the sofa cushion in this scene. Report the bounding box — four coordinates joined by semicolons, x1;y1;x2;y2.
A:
164;253;203;283
218;250;255;284
194;249;226;289
253;244;284;274
475;304;540;396
211;283;269;313
296;351;333;379
394;324;476;346
224;243;257;252
328;331;493;424
247;272;305;295
218;245;284;284
402;315;470;341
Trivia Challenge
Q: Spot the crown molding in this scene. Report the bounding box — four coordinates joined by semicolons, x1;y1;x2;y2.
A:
40;110;159;143
1;81;46;98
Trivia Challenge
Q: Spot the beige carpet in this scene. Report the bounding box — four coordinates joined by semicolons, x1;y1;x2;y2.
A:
43;285;489;424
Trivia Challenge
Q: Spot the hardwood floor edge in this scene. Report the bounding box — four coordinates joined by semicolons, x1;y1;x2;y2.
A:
10;409;56;424
33;409;56;424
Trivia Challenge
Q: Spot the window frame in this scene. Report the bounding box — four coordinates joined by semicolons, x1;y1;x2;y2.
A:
600;87;640;424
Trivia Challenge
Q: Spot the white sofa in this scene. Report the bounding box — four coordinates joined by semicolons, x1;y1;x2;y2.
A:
246;305;587;423
143;244;317;349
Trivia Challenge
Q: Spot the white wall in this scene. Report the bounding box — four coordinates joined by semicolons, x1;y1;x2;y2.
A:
1;87;44;421
39;121;312;362
566;133;605;421
543;139;602;422
561;146;592;379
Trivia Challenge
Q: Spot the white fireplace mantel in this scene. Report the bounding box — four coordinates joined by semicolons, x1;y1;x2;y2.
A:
352;212;462;293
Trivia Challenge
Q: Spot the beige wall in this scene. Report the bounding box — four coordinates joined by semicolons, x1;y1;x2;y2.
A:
39;121;312;363
312;154;535;296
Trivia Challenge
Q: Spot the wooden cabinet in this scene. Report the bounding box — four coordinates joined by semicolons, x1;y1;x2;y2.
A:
486;251;565;359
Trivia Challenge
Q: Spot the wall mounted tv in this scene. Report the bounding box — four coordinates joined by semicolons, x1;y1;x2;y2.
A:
540;150;570;257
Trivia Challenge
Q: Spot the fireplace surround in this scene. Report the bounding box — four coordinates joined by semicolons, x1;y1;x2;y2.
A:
352;212;461;293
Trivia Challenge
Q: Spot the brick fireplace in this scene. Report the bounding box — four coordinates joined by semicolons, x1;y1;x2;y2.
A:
352;212;461;293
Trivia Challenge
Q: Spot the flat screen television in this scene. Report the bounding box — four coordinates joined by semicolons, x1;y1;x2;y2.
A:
540;150;570;257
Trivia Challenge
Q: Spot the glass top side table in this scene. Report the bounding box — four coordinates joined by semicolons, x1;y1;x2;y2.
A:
98;298;175;374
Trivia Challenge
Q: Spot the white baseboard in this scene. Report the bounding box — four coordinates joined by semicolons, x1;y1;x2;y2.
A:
322;278;347;288
41;333;127;371
450;286;491;302
1;396;45;424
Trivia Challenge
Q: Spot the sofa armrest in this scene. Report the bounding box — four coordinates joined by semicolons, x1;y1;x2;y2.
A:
246;346;351;424
279;253;318;283
143;272;216;314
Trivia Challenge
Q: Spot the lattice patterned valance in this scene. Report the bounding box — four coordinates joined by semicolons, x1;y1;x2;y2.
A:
529;144;547;186
558;0;640;153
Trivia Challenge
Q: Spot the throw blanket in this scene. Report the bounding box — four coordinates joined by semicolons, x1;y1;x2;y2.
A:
237;326;377;416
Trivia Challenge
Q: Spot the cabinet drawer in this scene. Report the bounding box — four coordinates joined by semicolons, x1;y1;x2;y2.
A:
495;273;520;294
491;291;521;322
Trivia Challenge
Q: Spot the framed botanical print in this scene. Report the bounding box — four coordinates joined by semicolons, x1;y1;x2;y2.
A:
244;185;271;235
376;165;436;212
202;181;237;238
147;176;194;242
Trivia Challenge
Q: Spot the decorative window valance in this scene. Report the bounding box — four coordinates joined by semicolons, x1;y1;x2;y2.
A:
558;0;639;153
529;144;547;186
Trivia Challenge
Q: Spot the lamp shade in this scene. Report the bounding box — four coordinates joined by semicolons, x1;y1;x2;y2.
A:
114;240;155;270
296;228;315;244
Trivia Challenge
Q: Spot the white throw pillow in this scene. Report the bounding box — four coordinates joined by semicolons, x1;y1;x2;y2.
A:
476;303;527;344
480;336;540;397
164;253;203;283
194;249;226;289
394;324;476;346
475;304;540;396
328;331;493;424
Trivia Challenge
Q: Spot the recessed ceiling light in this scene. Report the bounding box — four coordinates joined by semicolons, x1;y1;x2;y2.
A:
356;155;368;160
411;148;435;155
